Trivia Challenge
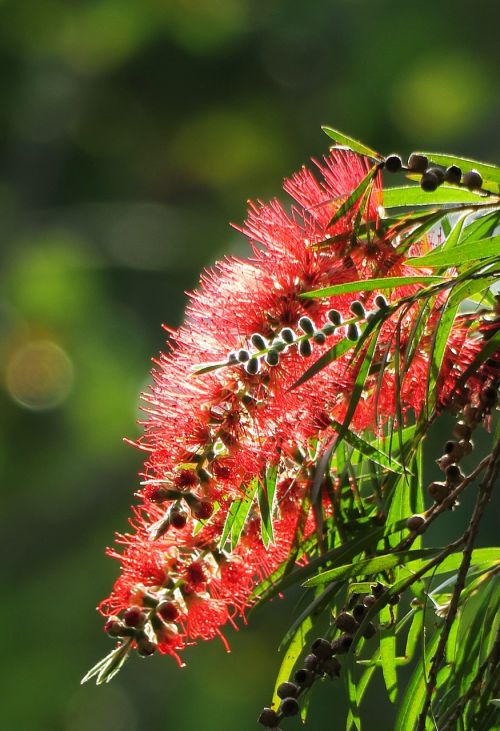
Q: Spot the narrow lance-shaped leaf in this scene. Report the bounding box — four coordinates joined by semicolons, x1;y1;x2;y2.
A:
383;185;492;208
329;417;406;474
326;164;379;228
380;605;398;703
271;614;313;710
407;235;500;268
321;125;381;160
257;464;278;548
301;275;445;299
219;477;258;550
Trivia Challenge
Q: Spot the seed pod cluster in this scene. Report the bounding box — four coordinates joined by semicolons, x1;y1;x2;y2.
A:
386;150;485;193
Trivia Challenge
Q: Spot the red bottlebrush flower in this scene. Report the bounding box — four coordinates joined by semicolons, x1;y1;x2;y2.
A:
96;147;494;671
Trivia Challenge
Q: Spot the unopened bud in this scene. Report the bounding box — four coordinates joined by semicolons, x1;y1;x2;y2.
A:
374;294;388;310
452;421;471;440
169;503;189;530
363;594;376;608
104;618;124;637
191;499;214;520
237;349;250;363
362;622;377;639
445;464;463;486
245;357;261;375
327;309;342;326
347;323;360;341
352;604;367;623
294;668;315;687
371;582;385;597
350;300;366;319
124;606;146;628
251;333;267;350
322;656;342;678
280;327;296;344
298;316;315;335
137;638;157;657
157;601;179;622
330;634;353;654
480;386;497;407
265;350;280;367
303;653;320;671
421;170;440;192
313;331;327;344
299;339;312;358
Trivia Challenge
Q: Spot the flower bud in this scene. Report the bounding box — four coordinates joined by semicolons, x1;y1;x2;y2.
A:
280;327;296;344
104;617;124;637
374;294;388;310
384;154;402;173
463;169;483;190
347;323;360;341
322;323;336;336
251;333;267;350
350;300;366;319
245;357;261;375
407;153;428;173
157;601;179;622
169;503;189;530
299;340;312;357
444;165;462;184
237;349;250;362
406;514;426;532
265;350;280;367
258;708;280;728
313;331;327;345
124;606;146;628
311;637;333;659
420;170;440;192
335;611;358;634
298;316;315;335
277;681;299;699
137;637;157;657
280;697;299;717
327;309;342;326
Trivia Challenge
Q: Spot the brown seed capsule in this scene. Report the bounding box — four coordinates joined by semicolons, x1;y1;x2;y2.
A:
458;439;473;456
445;464;463;486
444;164;462;184
463;169;483;190
280;697;300;717
294;668;315;687
277;681;299;699
421;170;440;192
352;604;367;623
303;653;320;671
463;404;480;426
407;153;428;173
322;656;342;678
428;481;450;502
436;454;454;471
335;611;358;634
363;594;377;608
406;514;426;532
311;637;333;659
104;618;124;637
124;606;146;628
331;634;353;654
157;601;179;622
258;708;280;728
137;638;157;657
371;581;385;597
362;622;377;639
452;421;471;440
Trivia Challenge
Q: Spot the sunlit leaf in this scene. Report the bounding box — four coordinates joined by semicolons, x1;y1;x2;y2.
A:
326;164;379;228
384;185;492;208
322;126;381;160
301;275;444;299
407;235;500;268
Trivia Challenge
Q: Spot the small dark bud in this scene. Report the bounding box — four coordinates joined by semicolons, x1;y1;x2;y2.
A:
280;327;296;344
299;339;312;358
271;338;287;353
277;681;299;699
406;514;426;532
298;316;315;335
313;331;327;345
407;153;428;173
335;611;358;634
352;604;367;623
480;386;497;407
445;464;463;486
363;594;377;608
294;668;315;687
428;481;449;502
311;637;333;659
452;421;471;440
137;638;157;657
104;618;124;637
124;606;146;628
258;708;280;728
280;697;300;717
227;351;238;363
303;653;320;671
371;582;385;597
420;170;440;192
265;350;280;367
347;323;360;341
350;300;366;318
251;333;267;350
362;622;377;639
463;169;483;190
237;349;250;363
157;601;179;622
245;357;260;375
444;165;462;184
374;294;388;310
331;634;353;654
384;154;403;173
322;656;342;678
327;309;342;326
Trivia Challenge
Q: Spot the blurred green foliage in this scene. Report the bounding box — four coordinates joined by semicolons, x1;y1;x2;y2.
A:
0;1;498;729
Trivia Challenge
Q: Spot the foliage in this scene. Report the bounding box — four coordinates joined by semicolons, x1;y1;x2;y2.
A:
84;126;500;731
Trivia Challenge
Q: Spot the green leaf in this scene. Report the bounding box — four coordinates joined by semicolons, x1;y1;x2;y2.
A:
327;164;379;228
257;465;278;548
395;630;440;731
329;418;406;473
219;478;258;550
304;549;438;587
404;608;423;663
322;126;381;160
301;275;444;299
383;185;491;208
459;209;500;244
81;641;132;685
271;614;313;710
380;606;398;702
407;235;500;268
290;337;353;389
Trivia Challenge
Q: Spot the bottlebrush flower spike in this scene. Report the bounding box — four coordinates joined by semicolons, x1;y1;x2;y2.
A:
85;147;497;684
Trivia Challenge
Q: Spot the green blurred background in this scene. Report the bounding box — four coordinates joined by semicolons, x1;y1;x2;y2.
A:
1;1;498;729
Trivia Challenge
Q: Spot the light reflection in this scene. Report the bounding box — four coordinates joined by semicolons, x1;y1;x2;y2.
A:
6;340;74;411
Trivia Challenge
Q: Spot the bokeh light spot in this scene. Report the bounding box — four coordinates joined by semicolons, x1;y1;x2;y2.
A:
6;340;74;411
